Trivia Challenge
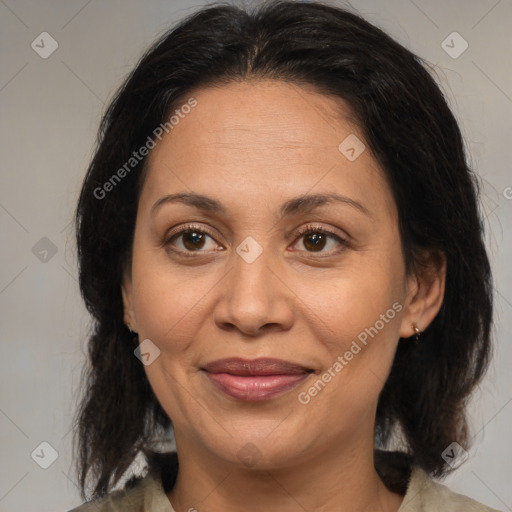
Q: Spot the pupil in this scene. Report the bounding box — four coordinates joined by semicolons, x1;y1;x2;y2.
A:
184;231;205;250
305;233;326;251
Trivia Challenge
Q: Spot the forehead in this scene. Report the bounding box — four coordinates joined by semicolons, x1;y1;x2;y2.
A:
162;80;357;159
140;80;396;221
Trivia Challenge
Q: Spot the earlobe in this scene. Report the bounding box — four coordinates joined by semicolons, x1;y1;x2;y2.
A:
398;251;447;339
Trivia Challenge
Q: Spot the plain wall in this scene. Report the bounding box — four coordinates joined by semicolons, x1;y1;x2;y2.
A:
0;0;511;510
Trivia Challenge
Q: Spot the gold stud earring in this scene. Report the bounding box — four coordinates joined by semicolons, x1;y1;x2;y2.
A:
412;324;422;342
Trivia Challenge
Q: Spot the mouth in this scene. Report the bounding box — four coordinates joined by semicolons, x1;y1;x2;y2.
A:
200;357;314;402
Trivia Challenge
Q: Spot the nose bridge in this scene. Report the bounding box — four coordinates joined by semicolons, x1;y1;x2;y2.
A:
230;234;276;304
214;234;292;333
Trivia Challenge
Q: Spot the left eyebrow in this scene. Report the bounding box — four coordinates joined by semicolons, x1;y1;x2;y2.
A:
279;192;372;220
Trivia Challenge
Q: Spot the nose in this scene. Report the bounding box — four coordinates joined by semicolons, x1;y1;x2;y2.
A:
213;239;294;337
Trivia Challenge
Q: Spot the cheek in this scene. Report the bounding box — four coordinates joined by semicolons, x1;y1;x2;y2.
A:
129;243;225;357
302;262;403;351
297;256;405;406
297;295;402;424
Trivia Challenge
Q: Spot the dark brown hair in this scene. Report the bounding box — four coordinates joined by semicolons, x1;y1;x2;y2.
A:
73;0;493;501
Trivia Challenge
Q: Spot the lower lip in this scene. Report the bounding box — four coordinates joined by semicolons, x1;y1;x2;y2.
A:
203;371;310;401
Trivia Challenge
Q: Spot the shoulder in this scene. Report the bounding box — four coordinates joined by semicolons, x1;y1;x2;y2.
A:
66;471;167;512
67;451;179;512
375;450;502;512
399;466;503;512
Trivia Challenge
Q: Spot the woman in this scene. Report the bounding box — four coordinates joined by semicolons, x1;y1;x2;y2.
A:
68;1;499;510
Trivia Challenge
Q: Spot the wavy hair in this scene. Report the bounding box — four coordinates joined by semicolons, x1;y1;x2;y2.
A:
73;0;493;500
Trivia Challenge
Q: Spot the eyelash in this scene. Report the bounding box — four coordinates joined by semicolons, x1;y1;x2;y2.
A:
163;223;349;257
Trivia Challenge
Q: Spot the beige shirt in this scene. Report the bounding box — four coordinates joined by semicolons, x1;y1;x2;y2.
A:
68;465;502;512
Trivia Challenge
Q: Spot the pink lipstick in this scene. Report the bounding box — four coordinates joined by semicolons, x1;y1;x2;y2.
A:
201;357;313;401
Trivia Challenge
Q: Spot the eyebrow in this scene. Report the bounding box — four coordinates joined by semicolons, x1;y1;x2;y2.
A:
150;192;372;219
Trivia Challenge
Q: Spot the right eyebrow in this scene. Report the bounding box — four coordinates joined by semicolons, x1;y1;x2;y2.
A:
151;193;226;217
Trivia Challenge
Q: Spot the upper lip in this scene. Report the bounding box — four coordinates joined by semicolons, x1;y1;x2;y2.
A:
201;357;313;376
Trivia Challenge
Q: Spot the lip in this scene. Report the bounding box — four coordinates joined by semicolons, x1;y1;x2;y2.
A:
201;357;314;402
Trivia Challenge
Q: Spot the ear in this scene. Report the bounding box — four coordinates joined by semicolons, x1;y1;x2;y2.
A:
121;262;138;333
399;250;447;338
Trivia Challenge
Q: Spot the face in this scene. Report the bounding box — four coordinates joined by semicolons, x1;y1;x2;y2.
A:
122;80;430;469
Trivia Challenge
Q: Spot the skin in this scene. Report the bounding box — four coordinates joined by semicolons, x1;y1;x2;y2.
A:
122;80;446;512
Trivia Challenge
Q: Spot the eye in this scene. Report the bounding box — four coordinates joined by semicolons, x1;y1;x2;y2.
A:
291;224;349;254
163;223;349;257
163;224;222;255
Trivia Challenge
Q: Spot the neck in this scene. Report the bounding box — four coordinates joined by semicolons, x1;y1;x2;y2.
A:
166;429;404;512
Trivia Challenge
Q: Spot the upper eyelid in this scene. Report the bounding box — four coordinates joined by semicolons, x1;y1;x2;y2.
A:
164;223;218;243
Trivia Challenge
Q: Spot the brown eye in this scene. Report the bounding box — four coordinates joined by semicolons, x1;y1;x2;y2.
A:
293;226;349;254
164;224;221;254
180;230;207;251
302;232;328;252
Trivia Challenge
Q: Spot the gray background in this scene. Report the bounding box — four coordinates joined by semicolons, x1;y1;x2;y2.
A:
0;0;511;510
